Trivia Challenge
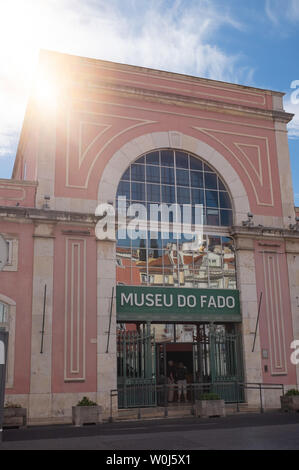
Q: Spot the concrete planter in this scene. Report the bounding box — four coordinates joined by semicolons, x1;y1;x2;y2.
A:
280;395;299;412
72;405;103;426
3;407;27;428
195;400;226;418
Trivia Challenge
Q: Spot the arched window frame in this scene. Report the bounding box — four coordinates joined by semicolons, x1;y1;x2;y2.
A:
116;149;233;229
115;150;237;289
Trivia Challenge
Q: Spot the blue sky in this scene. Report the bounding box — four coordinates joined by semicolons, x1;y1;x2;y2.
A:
0;0;298;205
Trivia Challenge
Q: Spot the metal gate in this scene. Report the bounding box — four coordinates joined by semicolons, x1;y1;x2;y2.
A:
117;324;156;408
193;327;244;403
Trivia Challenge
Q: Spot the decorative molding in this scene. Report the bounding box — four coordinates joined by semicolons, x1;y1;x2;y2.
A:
84;59;269;105
192;127;274;207
65;109;157;189
0;185;26;201
261;250;288;375
64;237;87;382
98;131;251;221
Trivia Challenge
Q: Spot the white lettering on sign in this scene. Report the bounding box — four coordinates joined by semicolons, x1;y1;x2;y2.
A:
121;292;174;308
120;290;237;311
188;295;196;308
178;295;186;307
0;340;4;365
208;297;217;308
226;296;235;309
121;293;133;305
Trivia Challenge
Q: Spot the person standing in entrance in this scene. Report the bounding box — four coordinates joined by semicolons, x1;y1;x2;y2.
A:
167;360;176;403
176;362;188;403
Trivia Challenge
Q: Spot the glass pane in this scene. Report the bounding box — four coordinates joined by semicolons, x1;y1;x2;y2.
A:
117;234;131;248
148;267;163;286
147;184;160;202
161;185;175;204
175;151;189;169
131;164;145;181
208;238;222;273
146;165;160;183
175;324;196;343
116;264;132;285
220;210;233;226
219;191;231;209
204;173;218;189
161;166;175;185
191;171;204;188
194;267;209;288
121;168;130;181
191;188;204;205
222;237;236;273
131;182;145;201
153;324;175;343
209;273;225;289
190;157;203;171
161;150;174;166
135;155;145;164
177;187;190;204
148;237;163;258
208;235;222;251
218;177;226;191
117;181;130;199
164;273;174;286
206;209;219;226
206;190;219;207
179;249;193;268
223;271;237;289
176;169;189;186
204;163;214;172
222;236;235;253
146;151;160;165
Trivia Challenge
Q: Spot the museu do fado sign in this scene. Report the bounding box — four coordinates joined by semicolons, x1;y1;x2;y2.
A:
116;286;241;323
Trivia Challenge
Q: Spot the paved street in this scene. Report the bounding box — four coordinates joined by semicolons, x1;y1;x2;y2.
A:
1;412;299;450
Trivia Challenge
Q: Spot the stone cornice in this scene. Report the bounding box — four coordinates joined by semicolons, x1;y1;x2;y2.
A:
230;225;299;240
0;178;38;187
0;206;99;225
75;80;294;124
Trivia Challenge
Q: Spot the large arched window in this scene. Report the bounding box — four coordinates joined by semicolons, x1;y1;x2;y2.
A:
116;150;236;289
116;149;233;227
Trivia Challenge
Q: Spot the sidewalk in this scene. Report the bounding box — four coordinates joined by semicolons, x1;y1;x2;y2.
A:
1;410;299;449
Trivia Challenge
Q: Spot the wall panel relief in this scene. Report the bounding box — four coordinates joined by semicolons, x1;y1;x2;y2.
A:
254;242;296;379
64;238;87;381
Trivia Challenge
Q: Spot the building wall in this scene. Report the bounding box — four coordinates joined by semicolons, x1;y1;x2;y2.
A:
0;50;298;421
0;216;34;396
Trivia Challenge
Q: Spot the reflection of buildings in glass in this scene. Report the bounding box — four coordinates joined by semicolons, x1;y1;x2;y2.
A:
175;324;196;343
152;323;174;343
116;233;236;288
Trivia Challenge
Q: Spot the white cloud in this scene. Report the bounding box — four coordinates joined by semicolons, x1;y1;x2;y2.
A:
265;0;299;24
0;0;252;161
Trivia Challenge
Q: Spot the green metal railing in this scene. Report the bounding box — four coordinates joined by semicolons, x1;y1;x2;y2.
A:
117;325;156;408
110;381;285;420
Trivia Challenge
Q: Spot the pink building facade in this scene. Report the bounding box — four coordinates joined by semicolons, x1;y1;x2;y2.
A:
0;50;299;423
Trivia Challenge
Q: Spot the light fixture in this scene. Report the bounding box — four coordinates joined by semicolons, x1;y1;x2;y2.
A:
242;212;254;227
289;217;299;231
42;195;50;210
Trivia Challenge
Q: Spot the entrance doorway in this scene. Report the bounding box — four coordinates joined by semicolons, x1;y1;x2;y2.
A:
117;322;244;408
